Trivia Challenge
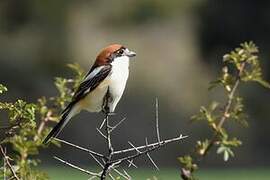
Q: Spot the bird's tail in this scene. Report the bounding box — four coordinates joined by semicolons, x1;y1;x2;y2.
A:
43;104;78;144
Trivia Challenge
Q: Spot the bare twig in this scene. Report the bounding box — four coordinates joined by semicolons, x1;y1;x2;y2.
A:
123;169;132;179
96;128;107;139
88;176;98;180
128;141;141;153
127;159;137;168
54;156;100;177
111;135;187;164
155;98;161;143
111;168;129;180
108;173;115;180
109;117;127;133
0;145;20;180
89;153;104;168
117;145;138;169
54;138;105;159
99;117;107;129
145;138;159;170
113;135;187;155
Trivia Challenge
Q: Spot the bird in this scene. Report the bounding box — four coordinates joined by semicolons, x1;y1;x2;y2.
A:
43;44;136;144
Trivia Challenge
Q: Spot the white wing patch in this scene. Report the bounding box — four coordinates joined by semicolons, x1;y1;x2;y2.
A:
83;66;106;82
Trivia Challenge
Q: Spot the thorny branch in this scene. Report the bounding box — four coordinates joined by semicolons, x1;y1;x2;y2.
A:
110;135;187;164
145;138;159;170
54;138;105;159
53;156;101;177
155;98;161;143
54;99;187;179
100;114;114;180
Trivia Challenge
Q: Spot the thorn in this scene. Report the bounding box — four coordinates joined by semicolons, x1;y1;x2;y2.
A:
127;159;138;168
99;118;107;129
96;128;107;139
145;138;159;171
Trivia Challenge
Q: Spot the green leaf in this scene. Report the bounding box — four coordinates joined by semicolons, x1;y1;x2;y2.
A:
210;101;219;111
217;145;236;162
67;63;84;77
178;155;198;171
0;84;7;94
208;79;222;90
254;78;270;88
196;139;209;155
217;146;226;154
224;150;229;161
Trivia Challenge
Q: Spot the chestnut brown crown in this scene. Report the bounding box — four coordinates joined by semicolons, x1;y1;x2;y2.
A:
95;44;124;65
94;43;136;67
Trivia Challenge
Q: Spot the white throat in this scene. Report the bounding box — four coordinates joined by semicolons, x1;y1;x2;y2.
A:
111;56;130;70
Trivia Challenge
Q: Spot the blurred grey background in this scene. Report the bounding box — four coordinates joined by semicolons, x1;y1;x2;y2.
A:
1;0;270;169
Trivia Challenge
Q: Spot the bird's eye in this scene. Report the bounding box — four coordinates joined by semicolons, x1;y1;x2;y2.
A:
118;49;124;54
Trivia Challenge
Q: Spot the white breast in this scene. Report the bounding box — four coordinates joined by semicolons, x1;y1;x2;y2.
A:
107;56;130;112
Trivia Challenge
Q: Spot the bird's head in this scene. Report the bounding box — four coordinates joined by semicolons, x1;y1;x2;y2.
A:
95;44;136;66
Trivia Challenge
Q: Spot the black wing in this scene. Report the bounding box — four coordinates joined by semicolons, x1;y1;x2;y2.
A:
43;64;112;144
70;64;112;106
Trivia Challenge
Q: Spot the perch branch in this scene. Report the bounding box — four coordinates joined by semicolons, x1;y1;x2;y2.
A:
53;99;187;180
100;114;114;180
54;156;100;177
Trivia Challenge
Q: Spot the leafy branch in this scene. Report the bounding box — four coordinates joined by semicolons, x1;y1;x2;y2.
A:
0;63;85;180
179;42;270;180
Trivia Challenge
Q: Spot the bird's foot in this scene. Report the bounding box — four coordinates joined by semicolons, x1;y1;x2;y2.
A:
106;112;116;116
102;109;116;116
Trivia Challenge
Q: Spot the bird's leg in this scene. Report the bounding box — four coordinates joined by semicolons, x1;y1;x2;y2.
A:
101;106;116;116
102;88;111;114
106;112;116;116
102;87;116;117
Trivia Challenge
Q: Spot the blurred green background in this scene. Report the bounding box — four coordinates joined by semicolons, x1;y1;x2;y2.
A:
1;0;270;179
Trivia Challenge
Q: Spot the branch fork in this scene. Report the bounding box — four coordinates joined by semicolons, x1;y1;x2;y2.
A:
53;99;187;179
